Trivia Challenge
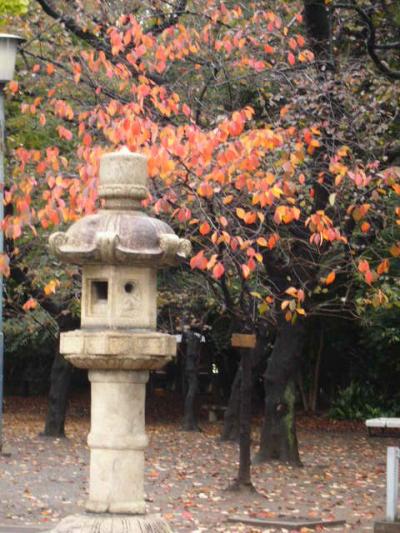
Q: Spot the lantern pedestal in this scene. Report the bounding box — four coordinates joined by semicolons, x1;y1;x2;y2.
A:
45;513;172;532
45;331;176;532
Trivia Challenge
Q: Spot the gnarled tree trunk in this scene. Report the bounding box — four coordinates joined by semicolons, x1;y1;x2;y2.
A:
255;319;305;465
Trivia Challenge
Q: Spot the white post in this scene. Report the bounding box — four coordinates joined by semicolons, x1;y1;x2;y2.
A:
386;447;399;522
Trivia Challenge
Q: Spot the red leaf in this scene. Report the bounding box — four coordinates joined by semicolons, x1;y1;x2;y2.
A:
190;251;208;271
288;52;296;65
213;262;225;279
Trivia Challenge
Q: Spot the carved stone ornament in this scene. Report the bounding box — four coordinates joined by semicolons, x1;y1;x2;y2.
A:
49;148;191;266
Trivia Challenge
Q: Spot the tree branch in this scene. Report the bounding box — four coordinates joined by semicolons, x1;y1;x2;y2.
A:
146;0;188;36
334;2;400;80
34;0;166;85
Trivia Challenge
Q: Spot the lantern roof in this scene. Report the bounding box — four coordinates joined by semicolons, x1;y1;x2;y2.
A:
49;148;191;267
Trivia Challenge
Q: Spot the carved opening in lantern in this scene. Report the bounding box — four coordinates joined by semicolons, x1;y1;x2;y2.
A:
91;280;108;314
124;282;135;294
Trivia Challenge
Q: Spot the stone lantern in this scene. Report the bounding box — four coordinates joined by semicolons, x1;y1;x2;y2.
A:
47;148;190;532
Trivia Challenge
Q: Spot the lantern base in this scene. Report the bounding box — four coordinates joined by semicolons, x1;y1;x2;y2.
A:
43;513;173;532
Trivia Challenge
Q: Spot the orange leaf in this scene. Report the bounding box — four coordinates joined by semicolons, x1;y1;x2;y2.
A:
244;211;257;224
23;298;38;312
199;222;211;235
57;126;73;141
285;311;292;321
358;260;370;273
223;195;233;205
220;216;228;227
190;251;208;271
257;237;268;247
325;271;336;285
361;222;370;233
241;264;250;279
365;270;374;285
377;259;389;275
8;80;19;94
0;254;10;276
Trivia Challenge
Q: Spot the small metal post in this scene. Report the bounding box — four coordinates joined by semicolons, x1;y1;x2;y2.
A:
0;86;5;452
386;447;399;521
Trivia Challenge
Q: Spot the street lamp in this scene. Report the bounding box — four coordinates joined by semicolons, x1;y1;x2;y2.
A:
0;33;24;454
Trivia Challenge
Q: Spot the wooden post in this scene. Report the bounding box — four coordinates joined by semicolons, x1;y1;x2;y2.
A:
230;333;256;490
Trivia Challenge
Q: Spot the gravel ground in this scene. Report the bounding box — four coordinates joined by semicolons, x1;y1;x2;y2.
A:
0;395;394;532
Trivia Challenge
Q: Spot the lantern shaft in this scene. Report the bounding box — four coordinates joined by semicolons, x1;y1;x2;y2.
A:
86;370;148;514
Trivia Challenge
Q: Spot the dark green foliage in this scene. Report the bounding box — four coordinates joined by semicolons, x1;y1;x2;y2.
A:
4;310;57;394
329;381;389;420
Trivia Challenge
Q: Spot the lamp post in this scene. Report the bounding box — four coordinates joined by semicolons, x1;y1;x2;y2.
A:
0;33;24;454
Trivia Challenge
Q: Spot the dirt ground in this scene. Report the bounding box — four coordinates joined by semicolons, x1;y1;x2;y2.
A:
0;393;394;532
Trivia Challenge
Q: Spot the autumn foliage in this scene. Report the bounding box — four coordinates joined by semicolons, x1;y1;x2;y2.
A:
2;0;399;326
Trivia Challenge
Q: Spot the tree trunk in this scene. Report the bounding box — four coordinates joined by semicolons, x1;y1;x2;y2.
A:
255;319;305;465
303;0;332;64
311;330;323;412
182;331;201;431
41;345;73;437
297;371;309;412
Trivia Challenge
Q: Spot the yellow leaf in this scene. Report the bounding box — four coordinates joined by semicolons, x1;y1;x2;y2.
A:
389;244;400;257
44;279;60;296
236;208;246;220
223;195;233;205
285;287;298;297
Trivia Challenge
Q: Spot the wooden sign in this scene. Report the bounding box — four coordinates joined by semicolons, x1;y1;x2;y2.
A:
231;333;256;349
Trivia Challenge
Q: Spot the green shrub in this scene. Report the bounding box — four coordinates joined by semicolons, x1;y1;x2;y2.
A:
329;381;394;420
